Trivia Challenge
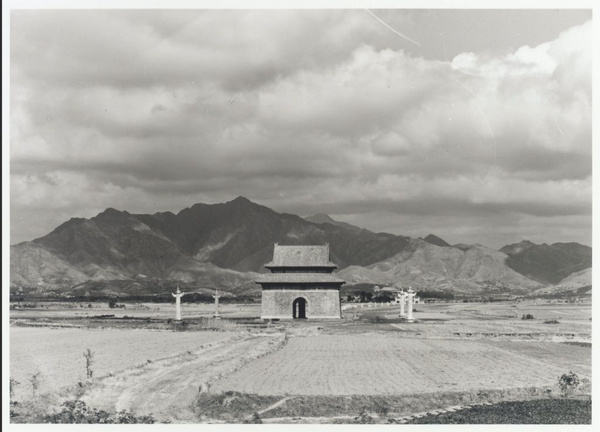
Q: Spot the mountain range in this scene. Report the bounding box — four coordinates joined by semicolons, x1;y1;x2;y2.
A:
10;197;591;297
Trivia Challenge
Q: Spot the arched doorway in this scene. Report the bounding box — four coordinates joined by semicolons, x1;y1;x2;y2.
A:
292;297;307;319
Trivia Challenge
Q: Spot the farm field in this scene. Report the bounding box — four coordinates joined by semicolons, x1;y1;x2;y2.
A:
10;302;261;321
9;327;237;401
81;332;286;422
343;301;592;340
211;334;591;396
9;300;592;423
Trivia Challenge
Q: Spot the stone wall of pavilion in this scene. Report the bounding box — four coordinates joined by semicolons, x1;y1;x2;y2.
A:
261;288;341;319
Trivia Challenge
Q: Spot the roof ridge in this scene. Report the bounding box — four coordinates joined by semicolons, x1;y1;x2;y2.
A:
267;244;335;268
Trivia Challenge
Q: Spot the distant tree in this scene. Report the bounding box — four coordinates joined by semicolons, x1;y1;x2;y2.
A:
83;349;95;379
108;297;118;308
347;295;355;302
374;294;393;303
359;291;367;302
365;292;373;302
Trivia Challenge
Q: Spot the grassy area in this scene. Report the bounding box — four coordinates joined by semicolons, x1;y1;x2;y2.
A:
405;398;591;424
192;386;585;422
11;399;157;424
193;391;280;422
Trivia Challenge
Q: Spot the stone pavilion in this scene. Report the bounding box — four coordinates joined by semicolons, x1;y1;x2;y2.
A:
257;243;345;320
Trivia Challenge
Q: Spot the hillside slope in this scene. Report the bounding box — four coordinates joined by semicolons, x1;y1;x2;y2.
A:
500;241;592;284
339;239;541;294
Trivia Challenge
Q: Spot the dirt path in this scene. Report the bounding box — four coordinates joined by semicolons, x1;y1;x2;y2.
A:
245;396;292;421
82;333;285;423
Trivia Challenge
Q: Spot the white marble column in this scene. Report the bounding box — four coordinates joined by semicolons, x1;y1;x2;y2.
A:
407;287;416;323
172;287;186;321
399;290;407;317
213;290;221;319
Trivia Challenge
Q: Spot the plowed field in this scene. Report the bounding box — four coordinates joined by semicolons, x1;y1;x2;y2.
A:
212;334;589;396
10;327;235;400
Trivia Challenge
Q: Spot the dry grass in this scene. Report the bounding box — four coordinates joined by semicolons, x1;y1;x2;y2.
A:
192;386;589;422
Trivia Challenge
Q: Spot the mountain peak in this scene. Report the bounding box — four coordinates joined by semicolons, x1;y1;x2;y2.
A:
305;214;336;224
95;208;129;219
228;196;252;205
423;234;451;247
500;239;537;256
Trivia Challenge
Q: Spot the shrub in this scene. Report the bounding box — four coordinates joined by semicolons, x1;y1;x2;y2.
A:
405;399;591;424
194;391;280;421
10;378;20;401
522;314;534;320
373;400;390;417
354;411;375;424
173;320;189;331
558;371;580;397
30;373;42;397
243;412;262;424
544;320;560;324
83;349;94;379
43;400;156;423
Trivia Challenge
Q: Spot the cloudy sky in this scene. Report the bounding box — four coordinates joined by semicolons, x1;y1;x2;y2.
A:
9;8;592;248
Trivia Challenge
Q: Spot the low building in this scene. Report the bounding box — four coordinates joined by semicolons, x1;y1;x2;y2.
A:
257;244;345;320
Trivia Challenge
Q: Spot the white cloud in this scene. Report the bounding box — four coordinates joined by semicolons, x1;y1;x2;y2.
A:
10;11;591;247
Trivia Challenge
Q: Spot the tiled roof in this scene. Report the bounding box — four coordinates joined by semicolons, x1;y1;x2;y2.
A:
265;244;337;268
256;273;345;284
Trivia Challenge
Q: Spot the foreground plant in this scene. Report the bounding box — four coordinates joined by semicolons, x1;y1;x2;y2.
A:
83;349;94;379
43;400;156;424
558;371;580;397
10;378;20;401
30;373;43;397
405;399;591;424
